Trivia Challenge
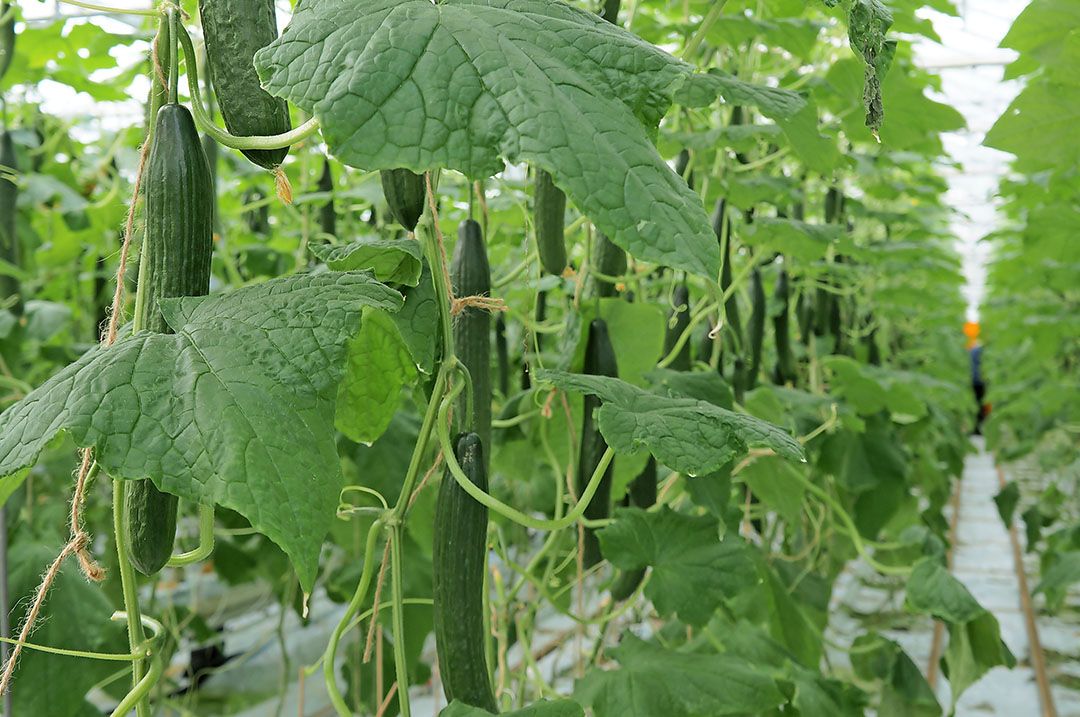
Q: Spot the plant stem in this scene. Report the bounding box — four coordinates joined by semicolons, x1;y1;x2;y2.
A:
388;528;411;717
112;480;150;717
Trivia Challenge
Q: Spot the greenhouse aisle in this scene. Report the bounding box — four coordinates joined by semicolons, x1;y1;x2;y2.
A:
937;437;1051;715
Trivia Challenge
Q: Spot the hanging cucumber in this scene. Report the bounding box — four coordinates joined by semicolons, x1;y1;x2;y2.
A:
772;268;796;386
0;131;19;307
589;233;626;299
578;318;618;567
201;134;221;238
715;200;742;348
0;0;16;83
609;456;656;601
126;102;214;576
533;169;567;276
433;432;498;713
451;219;493;471
747;268;765;389
663;283;692;372
495;315;509;398
199;0;292;170
380;168;425;231
318;157;336;238
243;187;270;235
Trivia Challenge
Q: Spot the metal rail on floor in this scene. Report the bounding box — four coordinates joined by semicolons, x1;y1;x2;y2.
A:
997;464;1057;717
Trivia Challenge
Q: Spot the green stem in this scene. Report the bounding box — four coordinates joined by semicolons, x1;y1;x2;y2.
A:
681;0;729;59
108;612;164;717
417;178;455;361
437;384;615;532
323;519;383;716
388;528;411;717
166;504;215;567
112;480;150;717
58;0;159;16
174;23;321;151
167;9;179;105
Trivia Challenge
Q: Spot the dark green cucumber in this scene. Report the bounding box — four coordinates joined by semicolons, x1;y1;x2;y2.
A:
747;268;765;389
663;283;692;372
715;200;742;346
521;290;547;390
0;1;15;83
126;103;213;576
199;0;291;170
797;292;814;345
609;456;656;601
865;324;881;366
579;318;618;567
243;188;270;235
533;169;567;276
0;131;19;306
318;157;336;238
589;233;626;299
824;187;844;224
772;268;796;386
675;148;694;190
451;219;493;472
600;0;621;23
433;433;497;713
201;134;221;238
495;315;509;397
380;168;425;231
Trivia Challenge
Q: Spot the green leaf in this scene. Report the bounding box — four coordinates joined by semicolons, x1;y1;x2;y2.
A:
393;261;440;374
574;633;785;716
256;0;720;279
310;236;423;285
776;98;844;173
646;368;733;409
598;507;756;625
1035;551;1080;612
8;539;124;717
440;699;583;717
993;481;1020;526
818;414;907;495
336;308;417;444
850;633;940;717
742;217;842;262
740;455;805;525
0;272;403;590
847;0;895;133
680;69;806;119
904;558;1015;706
535;369;805;476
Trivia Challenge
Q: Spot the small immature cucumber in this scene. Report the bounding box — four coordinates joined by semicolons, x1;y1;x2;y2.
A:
199;0;292;170
663;283;692;372
380;168;426;231
0;131;19;305
451;219;493;472
609;456;656;601
495;315;509;398
589;233;626;299
433;433;497;713
579;318;618;567
747;268;766;389
0;0;16;83
126;103;214;576
772;268;796;386
534;169;567;276
318;157;336;238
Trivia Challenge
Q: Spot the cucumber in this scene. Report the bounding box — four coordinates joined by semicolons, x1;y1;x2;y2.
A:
380;168;425;231
865;325;881;366
796;292;814;345
600;0;621;23
578;318;618;567
533;169;567;276
199;0;291;170
243;188;270;235
747;268;765;389
772;268;796;386
318;157;336;238
609;457;656;601
0;0;15;83
126;103;213;576
433;432;497;713
201;134;221;238
451;219;492;472
824;187;844;224
521;290;547;390
715;200;742;347
663;283;692;372
0;131;18;306
495;315;509;398
589;233;626;299
675;148;694;190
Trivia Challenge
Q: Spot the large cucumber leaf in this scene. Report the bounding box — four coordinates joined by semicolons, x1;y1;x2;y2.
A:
0;272;402;590
254;0;722;279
